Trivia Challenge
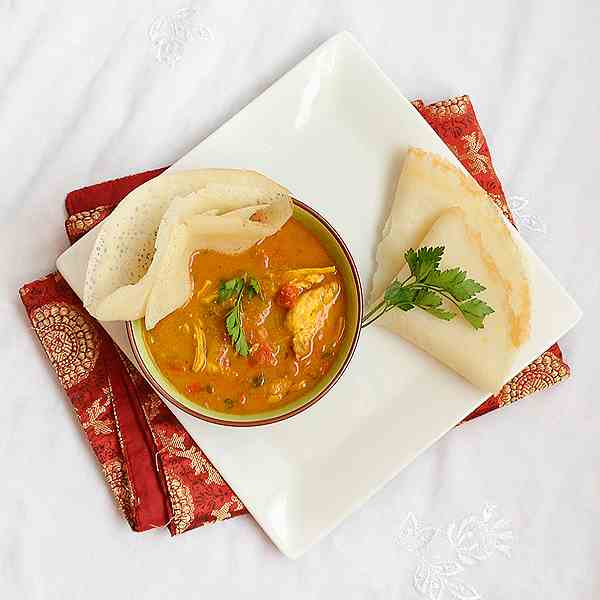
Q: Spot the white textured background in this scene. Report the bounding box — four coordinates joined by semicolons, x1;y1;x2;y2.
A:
1;1;598;598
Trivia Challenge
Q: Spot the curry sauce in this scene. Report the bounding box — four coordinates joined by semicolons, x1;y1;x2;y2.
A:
144;218;347;415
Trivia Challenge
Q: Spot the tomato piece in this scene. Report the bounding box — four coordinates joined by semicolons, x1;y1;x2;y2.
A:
250;343;277;367
185;382;203;394
276;284;300;308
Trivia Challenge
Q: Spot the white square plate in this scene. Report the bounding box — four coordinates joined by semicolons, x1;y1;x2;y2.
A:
57;32;581;557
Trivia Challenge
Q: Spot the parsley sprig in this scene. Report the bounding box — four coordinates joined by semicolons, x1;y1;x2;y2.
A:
217;274;263;357
363;246;494;330
246;276;264;300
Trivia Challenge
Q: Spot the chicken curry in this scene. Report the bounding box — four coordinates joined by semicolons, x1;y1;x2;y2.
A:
144;218;347;415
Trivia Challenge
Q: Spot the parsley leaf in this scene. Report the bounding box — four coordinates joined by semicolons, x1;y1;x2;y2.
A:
384;282;417;310
426;267;486;302
362;246;493;330
225;297;249;357
404;248;418;277
218;274;263;357
413;289;455;320
414;288;442;309
218;277;245;303
425;267;465;290
458;298;495;329
424;306;456;321
451;277;486;302
246;276;263;300
405;246;444;282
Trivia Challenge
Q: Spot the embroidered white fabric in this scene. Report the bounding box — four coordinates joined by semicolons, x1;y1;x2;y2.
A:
399;505;514;599
0;2;598;599
148;8;213;67
507;195;548;236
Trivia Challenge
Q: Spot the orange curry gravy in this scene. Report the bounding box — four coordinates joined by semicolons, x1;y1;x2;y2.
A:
144;218;347;415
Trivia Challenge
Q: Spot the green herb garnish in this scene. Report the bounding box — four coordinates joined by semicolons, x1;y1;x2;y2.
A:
218;274;263;357
362;246;494;329
246;276;263;300
217;277;245;303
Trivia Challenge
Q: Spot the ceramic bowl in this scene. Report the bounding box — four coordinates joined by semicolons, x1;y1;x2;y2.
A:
127;199;363;426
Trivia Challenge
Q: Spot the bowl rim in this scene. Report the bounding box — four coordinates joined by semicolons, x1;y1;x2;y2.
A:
126;198;363;427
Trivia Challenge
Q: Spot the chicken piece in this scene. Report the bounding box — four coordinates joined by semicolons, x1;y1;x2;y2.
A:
285;281;340;358
276;267;337;308
288;273;326;291
276;274;327;308
286;266;336;278
286;267;336;293
191;322;207;373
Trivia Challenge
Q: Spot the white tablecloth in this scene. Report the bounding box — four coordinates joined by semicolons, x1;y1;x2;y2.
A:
1;1;598;598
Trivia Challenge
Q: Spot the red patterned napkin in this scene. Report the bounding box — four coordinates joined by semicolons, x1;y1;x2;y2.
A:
19;95;570;535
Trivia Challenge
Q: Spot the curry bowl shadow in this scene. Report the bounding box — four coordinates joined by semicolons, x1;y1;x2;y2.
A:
127;199;363;427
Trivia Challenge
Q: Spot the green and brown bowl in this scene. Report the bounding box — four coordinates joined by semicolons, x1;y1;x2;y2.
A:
127;199;363;426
